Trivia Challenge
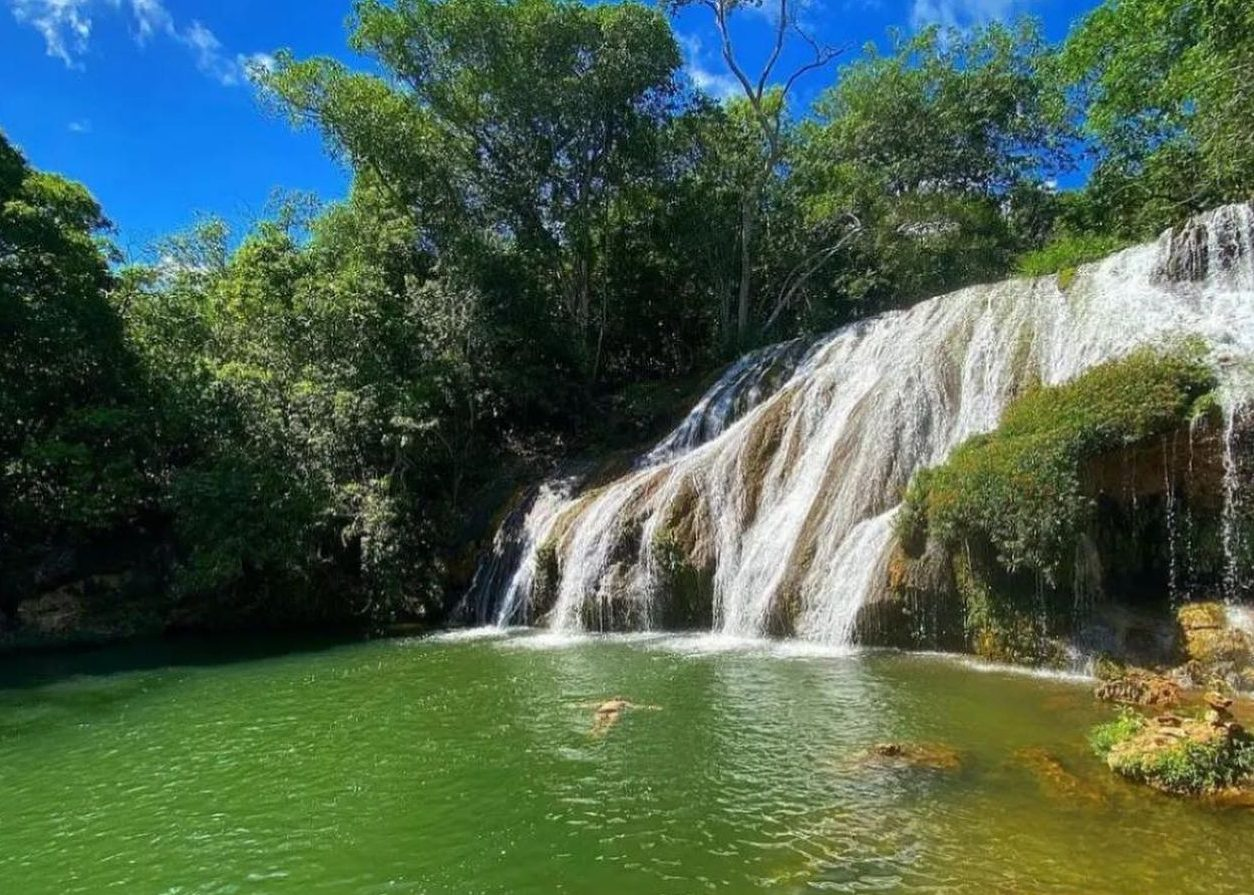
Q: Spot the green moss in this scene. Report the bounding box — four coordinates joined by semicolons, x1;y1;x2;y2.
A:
1016;232;1133;279
953;548;1063;664
899;344;1216;577
650;527;713;629
1190;389;1223;425
530;541;560;617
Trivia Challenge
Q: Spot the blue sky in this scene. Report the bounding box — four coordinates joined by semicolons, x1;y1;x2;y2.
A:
2;0;1100;255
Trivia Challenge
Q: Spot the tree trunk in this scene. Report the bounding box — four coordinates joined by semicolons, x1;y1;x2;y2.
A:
737;192;756;347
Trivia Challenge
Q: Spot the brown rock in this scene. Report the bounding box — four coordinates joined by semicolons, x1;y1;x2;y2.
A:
1094;670;1181;707
1177;603;1253;675
1015;747;1106;804
1205;692;1234;712
861;742;962;771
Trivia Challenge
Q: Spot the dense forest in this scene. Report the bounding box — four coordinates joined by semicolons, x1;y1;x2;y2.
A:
2;0;1252;642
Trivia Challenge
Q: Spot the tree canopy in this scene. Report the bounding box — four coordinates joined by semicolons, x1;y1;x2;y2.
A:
2;0;1251;639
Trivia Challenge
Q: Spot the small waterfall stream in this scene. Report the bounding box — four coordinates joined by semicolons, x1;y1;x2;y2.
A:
471;204;1254;643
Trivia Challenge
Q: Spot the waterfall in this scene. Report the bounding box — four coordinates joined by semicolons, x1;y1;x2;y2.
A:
462;473;585;626
472;204;1254;643
639;338;811;469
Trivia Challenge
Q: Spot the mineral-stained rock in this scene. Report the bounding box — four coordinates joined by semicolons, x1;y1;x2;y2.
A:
1178;603;1253;668
1094;670;1181;707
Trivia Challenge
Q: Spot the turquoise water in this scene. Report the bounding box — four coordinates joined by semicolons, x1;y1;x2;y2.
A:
1;630;1250;894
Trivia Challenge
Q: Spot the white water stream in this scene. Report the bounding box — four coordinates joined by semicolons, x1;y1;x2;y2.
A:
476;205;1254;643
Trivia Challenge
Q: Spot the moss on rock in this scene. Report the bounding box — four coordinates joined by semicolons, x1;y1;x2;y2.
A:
1092;706;1254;796
899;344;1216;577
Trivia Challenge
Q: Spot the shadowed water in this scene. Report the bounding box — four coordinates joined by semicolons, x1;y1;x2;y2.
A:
1;632;1250;894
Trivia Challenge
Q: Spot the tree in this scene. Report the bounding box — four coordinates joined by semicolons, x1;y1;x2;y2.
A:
0;133;156;614
263;0;682;375
1061;0;1254;235
795;22;1072;317
665;0;844;347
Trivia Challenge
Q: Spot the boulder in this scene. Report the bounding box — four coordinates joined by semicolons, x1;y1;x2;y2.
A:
1094;669;1182;707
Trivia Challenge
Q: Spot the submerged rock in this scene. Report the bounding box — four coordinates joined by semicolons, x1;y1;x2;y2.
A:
859;742;962;771
1014;747;1108;805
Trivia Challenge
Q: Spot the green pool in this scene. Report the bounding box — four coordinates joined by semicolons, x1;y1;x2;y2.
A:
1;629;1249;894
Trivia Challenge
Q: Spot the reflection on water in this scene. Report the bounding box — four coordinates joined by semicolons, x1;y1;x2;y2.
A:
0;632;1250;894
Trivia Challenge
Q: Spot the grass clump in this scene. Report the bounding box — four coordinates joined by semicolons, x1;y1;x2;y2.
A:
1016;232;1133;283
898;344;1216;578
1089;709;1148;756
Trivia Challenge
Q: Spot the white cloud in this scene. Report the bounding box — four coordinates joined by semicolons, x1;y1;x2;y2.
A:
10;0;93;66
67;118;91;133
128;0;170;42
909;0;1022;31
7;0;271;86
679;32;741;102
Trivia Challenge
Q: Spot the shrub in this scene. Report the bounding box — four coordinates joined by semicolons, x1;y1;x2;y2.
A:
1092;708;1254;795
1089;709;1147;756
1015;232;1133;280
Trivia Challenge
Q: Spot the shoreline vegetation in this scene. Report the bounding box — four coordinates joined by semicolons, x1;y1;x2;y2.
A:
4;0;1254;692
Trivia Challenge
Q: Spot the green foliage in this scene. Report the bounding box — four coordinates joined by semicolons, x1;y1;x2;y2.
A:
1093;711;1254;794
263;0;684;376
899;346;1216;576
1089;709;1147;756
1139;738;1254;794
1059;0;1254;236
1015;232;1133;280
793;21;1073;323
0;132;157;616
4;0;1252;642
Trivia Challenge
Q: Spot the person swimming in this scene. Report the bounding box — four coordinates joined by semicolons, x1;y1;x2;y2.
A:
580;697;660;737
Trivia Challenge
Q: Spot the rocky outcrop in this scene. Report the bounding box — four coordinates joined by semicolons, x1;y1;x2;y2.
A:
1177;602;1254;690
863;343;1254;669
1094;669;1182;707
857;741;963;771
1094;694;1254;798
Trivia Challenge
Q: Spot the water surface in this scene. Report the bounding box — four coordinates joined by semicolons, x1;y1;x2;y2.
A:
1;631;1250;894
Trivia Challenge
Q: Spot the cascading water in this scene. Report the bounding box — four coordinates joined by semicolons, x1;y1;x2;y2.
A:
639;338;811;469
472;204;1254;644
462;473;585;626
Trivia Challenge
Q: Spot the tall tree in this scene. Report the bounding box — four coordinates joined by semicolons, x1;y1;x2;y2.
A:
665;0;843;346
263;0;682;374
795;22;1072;316
1061;0;1254;234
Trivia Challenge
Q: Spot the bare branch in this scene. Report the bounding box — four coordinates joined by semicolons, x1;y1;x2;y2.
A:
756;0;790;100
763;213;862;332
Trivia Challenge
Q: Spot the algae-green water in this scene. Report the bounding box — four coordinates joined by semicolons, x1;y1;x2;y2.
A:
1;630;1250;894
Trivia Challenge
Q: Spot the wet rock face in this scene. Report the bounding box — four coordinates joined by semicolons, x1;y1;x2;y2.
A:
1151;204;1254;285
3;573;162;650
1176;602;1254;690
